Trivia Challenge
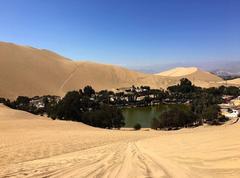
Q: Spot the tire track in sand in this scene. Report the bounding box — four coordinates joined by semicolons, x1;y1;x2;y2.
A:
0;140;171;178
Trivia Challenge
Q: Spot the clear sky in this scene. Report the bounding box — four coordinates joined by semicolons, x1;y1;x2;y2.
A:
0;0;239;70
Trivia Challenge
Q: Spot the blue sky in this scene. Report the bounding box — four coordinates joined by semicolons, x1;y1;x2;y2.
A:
0;0;239;71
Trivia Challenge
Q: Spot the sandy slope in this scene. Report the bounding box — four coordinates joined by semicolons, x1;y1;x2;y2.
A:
219;78;240;86
0;42;76;98
156;67;199;77
156;67;223;88
0;42;224;99
1;105;240;178
0;42;175;99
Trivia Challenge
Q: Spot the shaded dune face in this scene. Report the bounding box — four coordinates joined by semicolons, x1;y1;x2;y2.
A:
0;42;224;99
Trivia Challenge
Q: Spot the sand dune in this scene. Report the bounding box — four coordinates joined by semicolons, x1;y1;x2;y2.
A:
1;105;240;177
0;42;176;99
217;78;240;88
156;67;222;82
0;42;76;98
156;67;198;77
156;67;224;88
59;61;182;93
0;42;225;99
227;78;240;85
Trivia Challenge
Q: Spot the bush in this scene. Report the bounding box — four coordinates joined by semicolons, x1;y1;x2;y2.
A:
134;123;141;130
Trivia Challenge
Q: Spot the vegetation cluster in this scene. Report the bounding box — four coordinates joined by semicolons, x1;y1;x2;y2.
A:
1;78;239;130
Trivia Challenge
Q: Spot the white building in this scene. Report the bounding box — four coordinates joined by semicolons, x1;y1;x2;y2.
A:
136;96;145;101
224;109;239;118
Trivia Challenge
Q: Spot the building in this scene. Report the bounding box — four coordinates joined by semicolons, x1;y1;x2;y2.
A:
230;96;240;107
30;98;45;109
222;108;239;118
136;96;145;101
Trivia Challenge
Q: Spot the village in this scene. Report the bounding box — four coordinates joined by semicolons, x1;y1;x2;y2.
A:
25;84;240;121
220;96;240;119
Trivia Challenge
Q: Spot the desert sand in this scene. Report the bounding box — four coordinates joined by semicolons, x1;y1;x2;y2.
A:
1;104;240;178
156;67;224;88
219;78;240;86
155;67;199;77
0;42;226;99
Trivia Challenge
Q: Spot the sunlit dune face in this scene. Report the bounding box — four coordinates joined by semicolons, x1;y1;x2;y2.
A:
155;67;198;77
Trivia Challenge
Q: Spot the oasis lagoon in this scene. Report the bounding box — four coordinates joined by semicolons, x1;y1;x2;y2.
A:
122;104;189;128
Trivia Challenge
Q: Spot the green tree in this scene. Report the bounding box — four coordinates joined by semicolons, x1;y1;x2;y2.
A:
154;107;198;130
82;104;125;128
202;105;220;124
151;117;160;130
134;123;141;130
55;91;82;121
83;85;95;97
14;96;31;111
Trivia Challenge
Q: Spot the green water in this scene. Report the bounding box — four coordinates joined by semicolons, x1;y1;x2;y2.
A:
122;104;189;128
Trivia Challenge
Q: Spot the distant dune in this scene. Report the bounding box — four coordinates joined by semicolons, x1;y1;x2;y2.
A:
155;67;199;77
219;78;240;86
0;42;229;99
227;78;240;85
155;67;222;81
156;67;224;88
1;104;240;177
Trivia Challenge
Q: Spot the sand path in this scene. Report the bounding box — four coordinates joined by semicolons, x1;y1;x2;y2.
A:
0;141;168;178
